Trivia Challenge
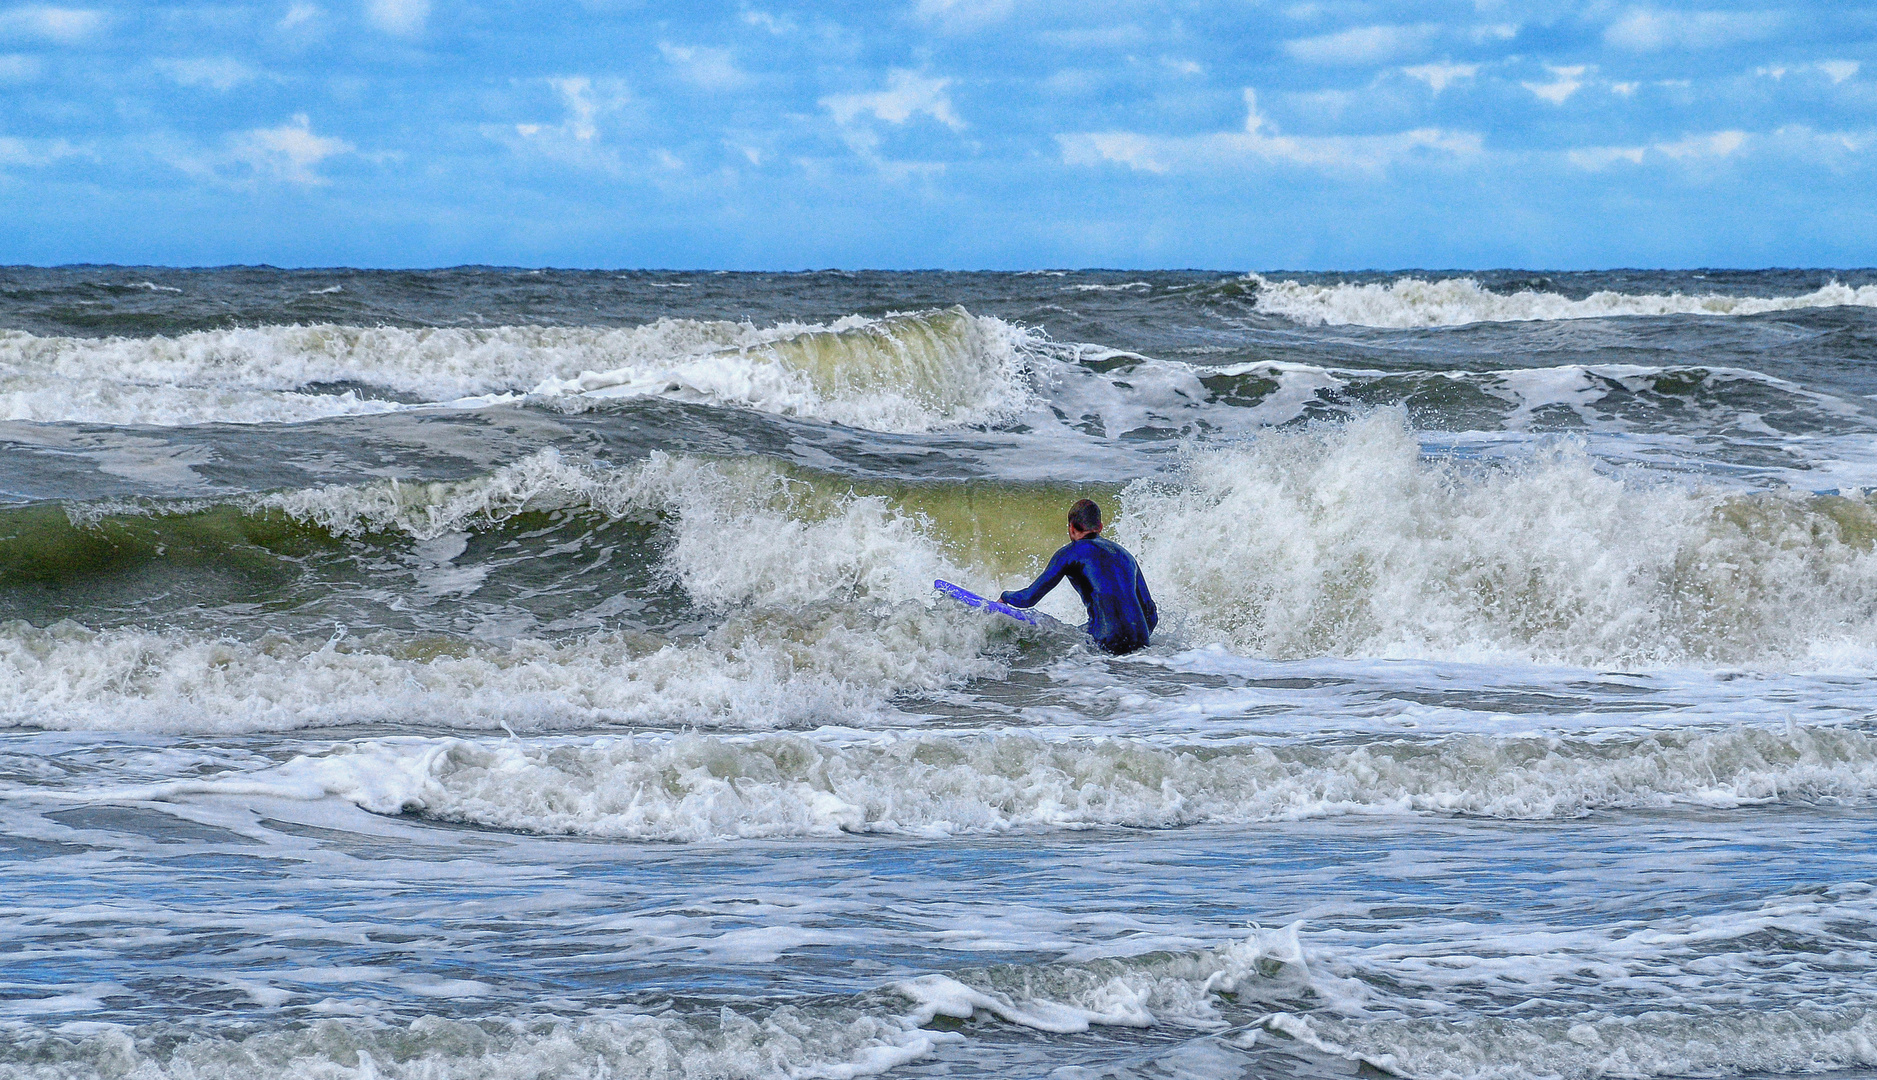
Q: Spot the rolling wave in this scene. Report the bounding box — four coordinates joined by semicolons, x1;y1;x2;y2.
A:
0;308;1042;431
114;723;1877;838
1234;273;1877;327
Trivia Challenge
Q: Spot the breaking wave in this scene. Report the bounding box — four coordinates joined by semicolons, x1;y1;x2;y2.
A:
19;412;1877;734
118;723;1877;838
1238;273;1877;327
0;307;1042;430
0;452;1034;733
1120;414;1877;667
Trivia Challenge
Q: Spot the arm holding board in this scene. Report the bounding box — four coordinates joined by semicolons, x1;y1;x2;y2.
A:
934;580;1042;625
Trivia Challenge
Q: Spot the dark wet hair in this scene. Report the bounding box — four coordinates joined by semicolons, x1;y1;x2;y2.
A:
1068;498;1102;534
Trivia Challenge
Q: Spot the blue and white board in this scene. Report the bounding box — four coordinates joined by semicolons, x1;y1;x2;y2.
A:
934;579;1040;625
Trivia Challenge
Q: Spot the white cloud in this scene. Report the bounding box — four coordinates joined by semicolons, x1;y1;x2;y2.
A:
230;113;353;184
546;76;598;142
1756;60;1859;85
1402;62;1478;93
1569;129;1747;169
0;5;102;42
658;43;747;90
1284;24;1433;65
1043;67;1101;95
1656;130;1746;159
1040;25;1140;48
1058;87;1481;175
493;76;636;170
364;0;426;36
823;69;964;131
1610;81;1638;96
740;8;793;34
0;133;77;165
1470;23;1518;42
1604;8;1781;51
279;3;319;29
1523;64;1586;104
1820;60;1859;84
0;51;40;80
155;57;257;91
1764;124;1873;157
915;0;1014;31
1568;145;1646;168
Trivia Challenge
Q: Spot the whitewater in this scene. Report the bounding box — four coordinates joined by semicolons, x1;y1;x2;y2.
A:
2;265;1876;1080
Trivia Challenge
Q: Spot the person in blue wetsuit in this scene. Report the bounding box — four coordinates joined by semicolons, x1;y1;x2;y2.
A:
1000;499;1158;655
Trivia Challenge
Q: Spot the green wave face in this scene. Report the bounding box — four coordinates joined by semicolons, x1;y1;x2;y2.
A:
0;454;1114;642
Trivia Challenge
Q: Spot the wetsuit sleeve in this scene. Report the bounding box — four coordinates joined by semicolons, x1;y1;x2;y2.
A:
1000;545;1075;609
1136;564;1158;632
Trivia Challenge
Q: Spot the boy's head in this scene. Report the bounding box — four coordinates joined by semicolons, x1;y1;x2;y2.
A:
1068;498;1103;539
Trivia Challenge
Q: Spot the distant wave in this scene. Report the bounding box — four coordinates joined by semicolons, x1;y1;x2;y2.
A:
1236;273;1877;327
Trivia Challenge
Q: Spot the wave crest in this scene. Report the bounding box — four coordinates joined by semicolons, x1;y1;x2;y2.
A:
1239;273;1877;327
120;723;1877;837
0;307;1041;431
1121;414;1877;666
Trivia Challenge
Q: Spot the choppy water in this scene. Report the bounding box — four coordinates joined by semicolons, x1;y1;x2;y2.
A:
4;265;1877;1080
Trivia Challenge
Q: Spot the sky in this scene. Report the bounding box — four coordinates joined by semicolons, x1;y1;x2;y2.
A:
1;0;1874;269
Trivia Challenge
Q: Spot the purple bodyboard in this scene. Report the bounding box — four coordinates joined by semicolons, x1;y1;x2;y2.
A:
934;579;1040;625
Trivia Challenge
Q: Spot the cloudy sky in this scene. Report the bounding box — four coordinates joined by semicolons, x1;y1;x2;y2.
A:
1;0;1872;268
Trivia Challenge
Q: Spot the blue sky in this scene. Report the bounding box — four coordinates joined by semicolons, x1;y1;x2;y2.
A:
1;0;1873;268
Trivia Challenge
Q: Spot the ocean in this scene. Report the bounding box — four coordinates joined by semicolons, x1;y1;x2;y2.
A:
3;265;1877;1080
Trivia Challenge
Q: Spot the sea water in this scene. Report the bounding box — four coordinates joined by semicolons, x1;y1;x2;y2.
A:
2;266;1876;1079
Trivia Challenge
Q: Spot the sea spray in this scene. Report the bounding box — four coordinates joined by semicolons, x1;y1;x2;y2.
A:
1119;414;1877;666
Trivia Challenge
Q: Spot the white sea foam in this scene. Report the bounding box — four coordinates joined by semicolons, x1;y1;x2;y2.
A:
0;307;1042;430
0;926;1321;1079
1270;884;1877;1077
1246;273;1877;327
117;723;1877;837
1268;1008;1877;1080
10;914;1868;1080
1119;413;1877;667
895;923;1330;1032
0;1005;951;1080
1194;359;1865;435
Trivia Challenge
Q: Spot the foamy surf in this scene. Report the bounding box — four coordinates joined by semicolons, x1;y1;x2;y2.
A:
100;722;1877;838
0;926;1321;1079
1241;273;1877;327
0;1003;954;1080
